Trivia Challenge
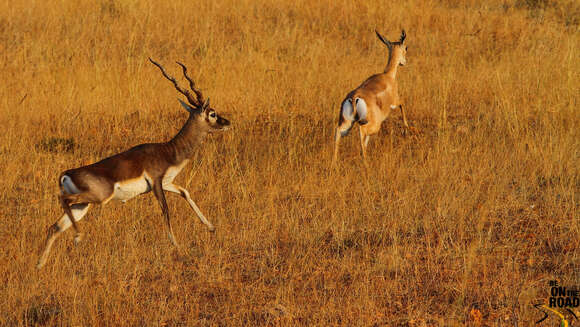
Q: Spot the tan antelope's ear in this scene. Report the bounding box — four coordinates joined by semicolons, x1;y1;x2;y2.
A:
375;30;392;51
400;30;406;44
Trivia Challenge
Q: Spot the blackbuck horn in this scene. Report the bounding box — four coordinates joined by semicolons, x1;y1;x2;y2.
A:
148;57;202;108
176;61;205;106
375;30;392;50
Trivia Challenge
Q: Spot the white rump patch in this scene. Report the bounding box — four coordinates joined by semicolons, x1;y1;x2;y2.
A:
61;175;81;194
341;99;355;121
355;98;367;122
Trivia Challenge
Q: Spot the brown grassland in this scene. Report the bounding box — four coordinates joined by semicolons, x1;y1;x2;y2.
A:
0;0;579;325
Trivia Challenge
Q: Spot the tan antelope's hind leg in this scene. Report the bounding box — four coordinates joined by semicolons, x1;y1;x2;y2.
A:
153;181;178;247
37;203;91;269
359;127;369;160
333;128;342;165
163;183;215;232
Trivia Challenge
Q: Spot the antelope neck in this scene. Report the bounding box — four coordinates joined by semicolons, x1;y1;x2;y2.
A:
384;51;400;80
168;115;207;162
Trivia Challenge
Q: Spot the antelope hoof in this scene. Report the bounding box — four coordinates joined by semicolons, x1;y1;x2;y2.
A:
168;233;178;247
74;233;83;245
36;260;45;269
208;225;216;233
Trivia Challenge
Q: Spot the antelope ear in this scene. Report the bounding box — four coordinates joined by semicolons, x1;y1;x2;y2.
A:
178;98;196;113
201;97;210;113
400;29;406;44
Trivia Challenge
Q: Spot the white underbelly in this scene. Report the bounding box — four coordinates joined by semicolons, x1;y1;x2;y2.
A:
112;178;151;202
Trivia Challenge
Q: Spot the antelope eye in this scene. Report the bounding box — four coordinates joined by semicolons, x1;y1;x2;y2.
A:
210;112;216;118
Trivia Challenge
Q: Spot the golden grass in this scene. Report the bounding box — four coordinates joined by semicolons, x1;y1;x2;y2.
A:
0;0;578;325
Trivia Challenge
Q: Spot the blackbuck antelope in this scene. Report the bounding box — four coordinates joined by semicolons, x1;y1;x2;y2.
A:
333;29;411;163
37;58;231;268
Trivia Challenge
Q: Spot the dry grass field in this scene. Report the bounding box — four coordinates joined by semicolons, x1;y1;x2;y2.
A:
0;0;578;325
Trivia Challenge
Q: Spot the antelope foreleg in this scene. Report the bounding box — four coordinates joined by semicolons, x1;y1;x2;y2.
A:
399;104;409;129
163;184;215;232
399;104;420;136
153;181;178;247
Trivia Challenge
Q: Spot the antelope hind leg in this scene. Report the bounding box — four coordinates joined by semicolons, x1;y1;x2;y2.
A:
37;203;91;269
359;127;369;160
332;128;342;165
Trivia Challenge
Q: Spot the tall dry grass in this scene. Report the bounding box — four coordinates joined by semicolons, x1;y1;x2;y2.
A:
0;0;578;325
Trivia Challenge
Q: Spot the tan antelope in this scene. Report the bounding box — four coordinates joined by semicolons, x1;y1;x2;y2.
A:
333;29;411;163
37;58;231;268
